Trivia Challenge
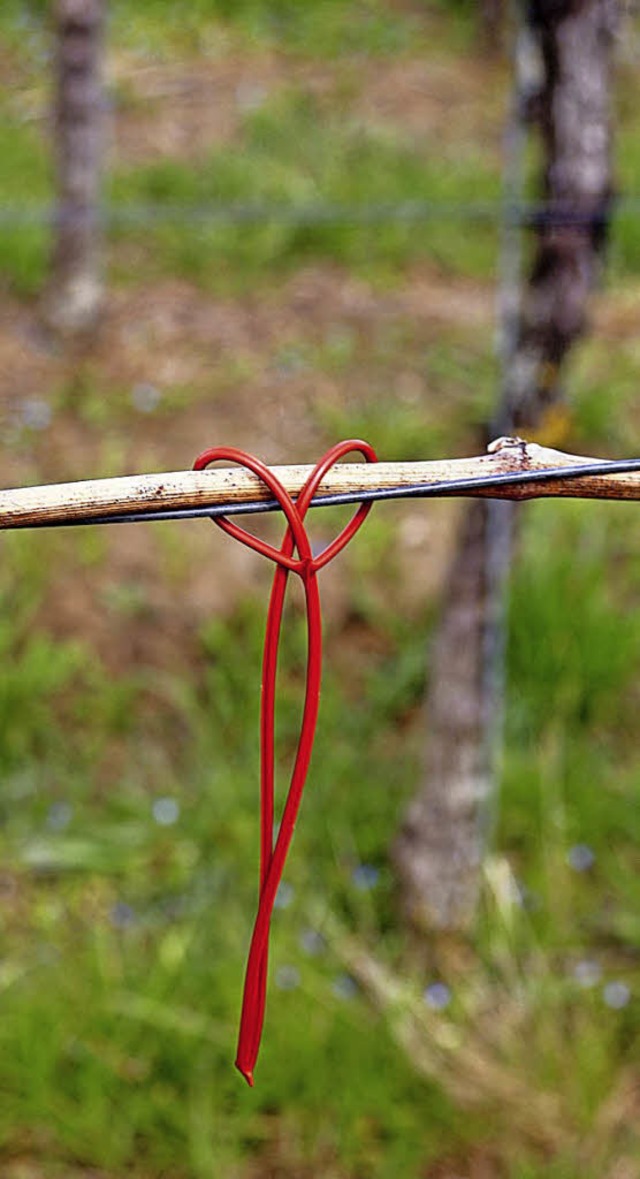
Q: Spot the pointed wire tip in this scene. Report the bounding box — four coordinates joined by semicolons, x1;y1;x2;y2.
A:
236;1060;254;1087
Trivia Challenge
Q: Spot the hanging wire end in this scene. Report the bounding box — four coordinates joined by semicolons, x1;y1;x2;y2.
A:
236;1060;255;1087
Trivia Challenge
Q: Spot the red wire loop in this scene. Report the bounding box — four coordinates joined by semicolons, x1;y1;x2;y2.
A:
193;440;378;1085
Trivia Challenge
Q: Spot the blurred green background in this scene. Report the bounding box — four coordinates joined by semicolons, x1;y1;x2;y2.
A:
2;2;640;1176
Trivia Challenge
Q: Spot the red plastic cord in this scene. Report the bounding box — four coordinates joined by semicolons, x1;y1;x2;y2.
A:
193;441;378;1085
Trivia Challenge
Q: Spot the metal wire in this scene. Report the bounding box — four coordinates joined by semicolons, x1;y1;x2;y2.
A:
14;456;640;530
0;196;633;231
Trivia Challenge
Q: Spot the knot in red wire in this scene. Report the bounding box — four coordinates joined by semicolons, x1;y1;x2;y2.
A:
193;440;377;1086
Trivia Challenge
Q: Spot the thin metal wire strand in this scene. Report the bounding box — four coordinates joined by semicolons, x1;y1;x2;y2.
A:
0;196;633;230
10;456;640;530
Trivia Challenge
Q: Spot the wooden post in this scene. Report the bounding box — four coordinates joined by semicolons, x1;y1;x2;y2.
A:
42;0;106;338
393;0;618;936
506;0;618;427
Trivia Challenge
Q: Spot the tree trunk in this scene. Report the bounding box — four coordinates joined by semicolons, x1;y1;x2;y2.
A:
507;0;617;426
42;0;106;338
480;0;506;54
393;0;617;934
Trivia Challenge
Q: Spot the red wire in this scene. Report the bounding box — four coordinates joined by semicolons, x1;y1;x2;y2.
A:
193;441;378;1085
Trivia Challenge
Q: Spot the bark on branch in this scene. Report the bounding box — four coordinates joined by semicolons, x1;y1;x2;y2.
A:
0;440;639;530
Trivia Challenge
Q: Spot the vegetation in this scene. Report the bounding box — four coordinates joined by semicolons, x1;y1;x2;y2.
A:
1;1;640;1176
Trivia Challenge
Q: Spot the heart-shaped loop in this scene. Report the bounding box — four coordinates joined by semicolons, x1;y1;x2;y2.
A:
194;441;378;576
297;439;378;570
193;446;311;570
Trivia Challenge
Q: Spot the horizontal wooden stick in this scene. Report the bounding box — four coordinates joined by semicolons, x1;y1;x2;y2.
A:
1;438;639;531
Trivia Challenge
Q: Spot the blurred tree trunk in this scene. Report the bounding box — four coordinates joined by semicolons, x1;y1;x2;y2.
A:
392;0;617;936
506;0;617;428
480;0;506;53
42;0;106;338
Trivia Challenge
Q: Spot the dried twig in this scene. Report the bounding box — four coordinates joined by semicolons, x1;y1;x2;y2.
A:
1;438;640;531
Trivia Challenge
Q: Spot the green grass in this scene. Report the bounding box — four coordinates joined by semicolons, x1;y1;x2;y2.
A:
503;501;640;948
0;0;490;298
110;0;423;58
3;0;640;301
315;348;498;461
0;1;48;56
0;558;445;1176
110;88;501;290
1;79;500;297
0;0;455;61
611;124;640;279
0;117;51;295
110;0;429;59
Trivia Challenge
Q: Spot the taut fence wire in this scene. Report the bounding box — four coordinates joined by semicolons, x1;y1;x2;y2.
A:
0;196;633;231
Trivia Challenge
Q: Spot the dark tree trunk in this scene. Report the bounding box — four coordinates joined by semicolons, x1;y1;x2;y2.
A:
393;0;617;934
42;0;106;338
507;0;617;425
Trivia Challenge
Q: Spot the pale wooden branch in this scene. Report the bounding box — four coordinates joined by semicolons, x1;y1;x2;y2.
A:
0;438;638;531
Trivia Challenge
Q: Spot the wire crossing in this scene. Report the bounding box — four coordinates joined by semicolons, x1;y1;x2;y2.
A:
1;440;640;531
